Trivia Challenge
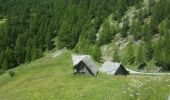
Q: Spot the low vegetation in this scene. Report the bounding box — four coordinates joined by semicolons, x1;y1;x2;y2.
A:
0;51;169;100
0;0;170;99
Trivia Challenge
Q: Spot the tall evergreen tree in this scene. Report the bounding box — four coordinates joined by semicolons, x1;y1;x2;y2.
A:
161;31;170;70
127;40;135;64
2;59;8;71
136;43;145;64
90;45;101;62
154;37;163;66
25;38;32;62
113;45;120;62
15;35;23;64
31;47;38;61
98;21;117;45
121;16;129;37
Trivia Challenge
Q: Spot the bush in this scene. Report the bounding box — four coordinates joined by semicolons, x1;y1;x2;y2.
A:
8;70;16;77
0;70;3;75
128;56;135;64
138;63;147;70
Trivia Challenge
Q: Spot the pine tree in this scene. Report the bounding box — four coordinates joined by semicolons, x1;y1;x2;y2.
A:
144;42;154;61
2;59;8;71
154;34;170;70
91;45;101;62
0;51;4;68
37;49;43;59
0;15;3;21
98;21;115;45
162;31;170;70
31;47;37;61
113;45;120;62
45;32;54;50
58;21;73;49
142;24;151;41
87;26;97;44
115;0;127;20
154;37;163;66
158;19;168;35
121;17;129;37
136;43;145;64
148;0;155;6
134;0;143;9
130;19;142;40
25;49;31;63
5;47;15;69
25;39;32;62
15;35;22;64
127;40;135;64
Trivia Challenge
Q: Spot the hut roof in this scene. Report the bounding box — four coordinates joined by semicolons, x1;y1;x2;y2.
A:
72;54;91;66
72;54;98;76
100;61;124;75
81;57;98;76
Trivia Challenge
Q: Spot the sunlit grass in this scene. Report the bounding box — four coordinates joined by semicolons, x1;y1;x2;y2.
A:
0;51;169;100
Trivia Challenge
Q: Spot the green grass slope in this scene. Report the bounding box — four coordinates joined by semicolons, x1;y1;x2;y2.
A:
0;51;170;100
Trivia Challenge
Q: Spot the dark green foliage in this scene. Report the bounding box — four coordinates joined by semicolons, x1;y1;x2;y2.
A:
144;42;154;61
98;21;116;45
130;20;141;40
25;38;32;62
154;32;170;70
142;24;152;42
121;17;130;37
91;45;101;62
86;26;97;44
142;25;154;61
31;47;43;61
136;43;145;64
138;63;147;70
74;38;102;62
134;0;143;9
148;0;155;7
0;0;55;71
8;70;16;77
15;34;24;64
2;60;8;71
0;15;3;21
58;21;74;49
113;45;120;62
154;37;163;66
127;40;135;64
0;0;170;71
114;0;127;21
150;0;170;34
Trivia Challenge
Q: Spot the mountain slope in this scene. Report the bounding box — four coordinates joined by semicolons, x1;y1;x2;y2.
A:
0;0;170;72
0;50;170;100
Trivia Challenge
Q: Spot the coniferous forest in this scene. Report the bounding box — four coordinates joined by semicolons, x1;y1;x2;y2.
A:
0;0;170;72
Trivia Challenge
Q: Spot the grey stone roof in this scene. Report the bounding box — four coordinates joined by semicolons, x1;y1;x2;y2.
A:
81;57;98;76
72;54;98;76
100;61;122;75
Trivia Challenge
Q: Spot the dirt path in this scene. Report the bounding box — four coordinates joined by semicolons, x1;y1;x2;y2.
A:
126;68;170;76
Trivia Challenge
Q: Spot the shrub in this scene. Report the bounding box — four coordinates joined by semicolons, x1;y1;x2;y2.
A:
8;70;16;77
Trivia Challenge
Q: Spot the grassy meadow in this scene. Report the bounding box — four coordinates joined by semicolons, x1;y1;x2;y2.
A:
0;51;169;100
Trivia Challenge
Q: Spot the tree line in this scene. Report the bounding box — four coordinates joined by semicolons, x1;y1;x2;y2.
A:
0;0;169;72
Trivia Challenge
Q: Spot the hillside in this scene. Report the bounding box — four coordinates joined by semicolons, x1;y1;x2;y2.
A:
0;50;170;100
0;0;170;72
0;0;170;99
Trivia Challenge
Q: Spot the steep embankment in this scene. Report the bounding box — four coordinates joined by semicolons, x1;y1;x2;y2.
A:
0;50;170;100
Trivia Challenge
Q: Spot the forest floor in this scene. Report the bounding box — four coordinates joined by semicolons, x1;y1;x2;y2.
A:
0;50;170;100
